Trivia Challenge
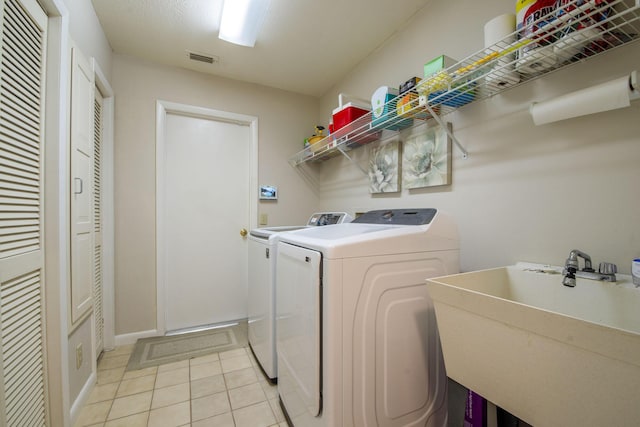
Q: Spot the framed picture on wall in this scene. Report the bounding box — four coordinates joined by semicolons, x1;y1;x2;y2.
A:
368;139;401;193
259;185;278;200
402;122;452;189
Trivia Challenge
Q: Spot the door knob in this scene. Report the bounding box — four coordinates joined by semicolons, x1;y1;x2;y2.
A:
240;228;248;237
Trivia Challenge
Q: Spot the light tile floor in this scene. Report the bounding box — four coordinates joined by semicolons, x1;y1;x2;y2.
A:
75;344;287;427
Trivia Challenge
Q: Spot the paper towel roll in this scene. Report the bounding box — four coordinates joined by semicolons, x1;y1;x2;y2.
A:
484;14;516;48
530;75;632;125
484;14;520;90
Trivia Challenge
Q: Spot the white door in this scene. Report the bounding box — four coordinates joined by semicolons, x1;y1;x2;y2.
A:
93;90;104;355
162;111;252;332
70;44;95;325
0;0;49;424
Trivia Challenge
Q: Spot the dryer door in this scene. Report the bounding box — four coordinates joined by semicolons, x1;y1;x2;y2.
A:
276;242;322;417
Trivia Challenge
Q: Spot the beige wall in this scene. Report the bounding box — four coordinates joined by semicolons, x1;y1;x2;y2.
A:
112;55;319;335
67;317;92;403
65;0;112;79
317;0;640;273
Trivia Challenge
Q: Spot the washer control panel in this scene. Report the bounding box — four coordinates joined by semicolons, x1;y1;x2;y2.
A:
308;212;353;226
353;209;437;225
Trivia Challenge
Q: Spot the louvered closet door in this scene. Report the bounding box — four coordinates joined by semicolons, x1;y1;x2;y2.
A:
0;0;49;426
93;91;103;355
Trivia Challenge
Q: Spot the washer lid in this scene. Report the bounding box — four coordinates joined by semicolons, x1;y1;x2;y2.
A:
249;225;307;239
278;210;459;259
250;211;353;238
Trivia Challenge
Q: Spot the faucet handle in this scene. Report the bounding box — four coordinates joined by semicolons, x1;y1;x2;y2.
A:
598;262;617;275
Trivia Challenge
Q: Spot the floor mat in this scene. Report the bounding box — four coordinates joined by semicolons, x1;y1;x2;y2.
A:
126;321;247;371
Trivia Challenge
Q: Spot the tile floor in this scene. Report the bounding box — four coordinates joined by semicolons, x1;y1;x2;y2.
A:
74;344;287;427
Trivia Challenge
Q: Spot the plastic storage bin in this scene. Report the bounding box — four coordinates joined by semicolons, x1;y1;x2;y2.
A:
422;55;476;108
371;86;413;130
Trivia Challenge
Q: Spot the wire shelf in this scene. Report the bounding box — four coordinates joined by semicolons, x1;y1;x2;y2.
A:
289;0;640;166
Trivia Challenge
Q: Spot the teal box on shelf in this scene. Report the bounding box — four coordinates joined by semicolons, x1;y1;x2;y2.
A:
427;83;476;108
371;86;413;130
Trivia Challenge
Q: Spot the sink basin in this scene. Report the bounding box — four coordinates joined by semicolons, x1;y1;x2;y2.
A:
426;263;640;426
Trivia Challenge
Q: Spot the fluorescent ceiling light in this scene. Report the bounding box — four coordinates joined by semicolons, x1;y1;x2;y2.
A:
219;0;270;47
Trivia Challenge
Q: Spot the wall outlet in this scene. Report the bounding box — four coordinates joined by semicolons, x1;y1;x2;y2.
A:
76;343;83;369
259;213;268;225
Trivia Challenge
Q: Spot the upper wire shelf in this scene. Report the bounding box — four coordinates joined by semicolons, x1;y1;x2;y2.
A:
289;0;640;166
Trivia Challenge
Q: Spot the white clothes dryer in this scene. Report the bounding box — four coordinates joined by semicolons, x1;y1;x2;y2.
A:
276;209;459;427
248;212;352;381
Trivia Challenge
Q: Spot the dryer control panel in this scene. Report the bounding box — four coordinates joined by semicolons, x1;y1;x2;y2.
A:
353;209;437;225
308;212;352;226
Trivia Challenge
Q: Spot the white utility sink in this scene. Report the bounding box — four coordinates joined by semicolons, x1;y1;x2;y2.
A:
426;262;640;426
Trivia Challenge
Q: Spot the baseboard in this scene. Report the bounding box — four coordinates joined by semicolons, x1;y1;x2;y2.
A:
114;321;249;346
114;329;159;346
69;371;96;426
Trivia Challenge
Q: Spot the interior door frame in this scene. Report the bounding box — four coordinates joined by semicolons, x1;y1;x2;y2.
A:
155;100;258;335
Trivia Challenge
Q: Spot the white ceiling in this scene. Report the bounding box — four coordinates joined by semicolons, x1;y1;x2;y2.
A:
91;0;431;97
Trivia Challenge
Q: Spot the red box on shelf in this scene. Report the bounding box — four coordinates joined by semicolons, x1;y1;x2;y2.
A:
331;95;379;145
332;102;370;132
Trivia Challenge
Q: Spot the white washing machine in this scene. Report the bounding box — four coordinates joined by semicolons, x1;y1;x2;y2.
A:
276;209;459;427
248;212;352;381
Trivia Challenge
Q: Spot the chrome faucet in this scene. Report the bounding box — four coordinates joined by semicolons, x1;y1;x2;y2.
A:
562;249;617;287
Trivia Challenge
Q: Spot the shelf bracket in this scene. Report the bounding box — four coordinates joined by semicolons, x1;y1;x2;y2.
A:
292;161;321;193
337;145;369;176
424;103;468;159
